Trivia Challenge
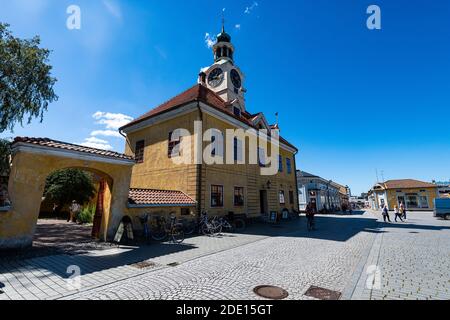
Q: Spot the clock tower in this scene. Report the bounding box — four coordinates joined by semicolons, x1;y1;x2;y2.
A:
199;22;246;115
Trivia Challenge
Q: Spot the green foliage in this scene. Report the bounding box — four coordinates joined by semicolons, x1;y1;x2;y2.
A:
78;204;96;224
44;169;96;208
0;138;11;175
0;23;58;133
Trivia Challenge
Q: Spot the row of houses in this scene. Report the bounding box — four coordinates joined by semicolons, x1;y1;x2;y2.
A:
297;171;350;212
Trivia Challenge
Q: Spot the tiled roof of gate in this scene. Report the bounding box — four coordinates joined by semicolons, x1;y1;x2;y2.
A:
128;188;197;206
120;83;298;151
12;137;135;161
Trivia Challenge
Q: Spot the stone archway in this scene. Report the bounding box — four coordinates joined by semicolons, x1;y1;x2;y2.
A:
0;138;135;250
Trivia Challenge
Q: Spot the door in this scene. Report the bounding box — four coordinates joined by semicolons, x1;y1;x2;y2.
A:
259;190;268;214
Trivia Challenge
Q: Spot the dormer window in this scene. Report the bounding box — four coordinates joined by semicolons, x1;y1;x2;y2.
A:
233;106;241;117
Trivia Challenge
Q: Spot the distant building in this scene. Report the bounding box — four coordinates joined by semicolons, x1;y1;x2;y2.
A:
368;179;439;211
297;171;347;212
434;181;450;198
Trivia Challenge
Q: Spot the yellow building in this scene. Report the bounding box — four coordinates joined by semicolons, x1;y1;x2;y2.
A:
369;179;438;211
120;25;299;219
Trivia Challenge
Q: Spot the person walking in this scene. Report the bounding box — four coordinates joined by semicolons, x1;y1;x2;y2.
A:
394;205;404;222
382;204;391;222
400;202;407;220
305;202;316;231
68;200;81;223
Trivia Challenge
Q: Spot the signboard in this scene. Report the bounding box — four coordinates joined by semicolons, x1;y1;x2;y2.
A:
270;211;278;223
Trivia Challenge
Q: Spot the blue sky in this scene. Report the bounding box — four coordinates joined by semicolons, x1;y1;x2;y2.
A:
1;0;449;195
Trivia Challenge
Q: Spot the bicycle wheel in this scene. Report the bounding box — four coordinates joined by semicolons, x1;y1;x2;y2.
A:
233;218;246;232
151;226;167;241
171;227;185;244
183;221;196;236
201;223;212;236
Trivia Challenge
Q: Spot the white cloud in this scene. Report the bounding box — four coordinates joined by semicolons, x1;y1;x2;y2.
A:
91;130;123;138
92;111;133;130
245;1;259;14
76;111;133;151
235;24;241;30
102;0;122;20
205;33;217;49
78;137;113;150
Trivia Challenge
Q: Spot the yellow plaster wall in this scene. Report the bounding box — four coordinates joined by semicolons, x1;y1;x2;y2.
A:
0;150;132;249
125;111;298;218
386;188;438;210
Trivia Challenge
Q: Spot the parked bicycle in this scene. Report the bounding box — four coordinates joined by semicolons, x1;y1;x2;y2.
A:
150;213;185;244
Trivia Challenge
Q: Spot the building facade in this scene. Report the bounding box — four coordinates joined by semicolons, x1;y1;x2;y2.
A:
369;179;439;211
297;171;346;212
120;25;299;219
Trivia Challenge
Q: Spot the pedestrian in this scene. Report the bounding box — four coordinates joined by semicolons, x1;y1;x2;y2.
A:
68;200;81;223
305;202;316;231
400;202;407;220
381;204;391;222
394;205;404;222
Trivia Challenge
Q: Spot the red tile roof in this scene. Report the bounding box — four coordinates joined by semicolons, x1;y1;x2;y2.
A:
383;179;437;189
120;83;298;151
12;137;135;161
128;188;196;207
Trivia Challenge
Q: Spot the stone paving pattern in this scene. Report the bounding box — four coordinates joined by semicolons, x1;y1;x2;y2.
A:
1;211;449;300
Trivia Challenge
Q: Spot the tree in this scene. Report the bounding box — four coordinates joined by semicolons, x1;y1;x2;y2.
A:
44;169;96;209
0;138;11;176
0;23;58;133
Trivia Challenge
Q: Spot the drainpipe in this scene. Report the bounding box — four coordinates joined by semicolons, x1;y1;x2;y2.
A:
196;102;203;216
293;150;299;212
119;129;133;153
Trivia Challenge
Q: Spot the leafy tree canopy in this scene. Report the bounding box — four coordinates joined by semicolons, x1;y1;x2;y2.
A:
0;23;58;133
0;138;11;176
44;169;96;207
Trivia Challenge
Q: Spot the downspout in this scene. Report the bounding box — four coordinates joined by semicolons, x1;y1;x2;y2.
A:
196;101;203;216
119;128;133;153
293;150;300;212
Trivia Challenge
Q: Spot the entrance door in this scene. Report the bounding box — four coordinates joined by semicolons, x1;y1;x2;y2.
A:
259;190;268;214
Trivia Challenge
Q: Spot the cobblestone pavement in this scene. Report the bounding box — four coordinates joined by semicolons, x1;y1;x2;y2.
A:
1;211;449;300
351;211;450;300
60;213;380;300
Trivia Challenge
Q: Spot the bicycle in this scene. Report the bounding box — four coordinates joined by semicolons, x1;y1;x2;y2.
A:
199;211;221;236
135;213;151;244
150;214;185;244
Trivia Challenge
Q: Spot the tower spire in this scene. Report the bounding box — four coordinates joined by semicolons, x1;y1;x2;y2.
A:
222;8;226;33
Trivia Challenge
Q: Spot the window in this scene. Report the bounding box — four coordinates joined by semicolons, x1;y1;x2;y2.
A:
211;185;224;207
168;132;181;158
211;136;216;156
406;195;418;208
279;190;285;205
233;107;241;117
289;191;294;204
278;155;283;172
286;158;292;174
135;140;145;163
233;138;243;162
258;147;266;167
234;187;245;206
181;208;191;216
419;196;429;208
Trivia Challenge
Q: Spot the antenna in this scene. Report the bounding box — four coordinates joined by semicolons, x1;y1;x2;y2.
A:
275;112;279;127
381;170;385;183
375;169;379;183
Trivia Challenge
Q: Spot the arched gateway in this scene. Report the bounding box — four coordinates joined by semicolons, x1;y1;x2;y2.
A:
0;137;135;249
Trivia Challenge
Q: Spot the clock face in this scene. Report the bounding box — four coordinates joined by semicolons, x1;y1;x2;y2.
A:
230;69;242;89
208;68;224;87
